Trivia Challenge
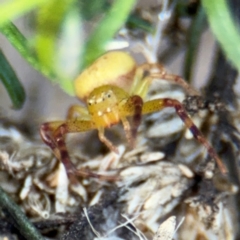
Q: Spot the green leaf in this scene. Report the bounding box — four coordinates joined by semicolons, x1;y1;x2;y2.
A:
0;50;26;109
127;13;154;33
0;22;75;95
0;22;54;79
202;0;240;73
0;186;44;240
0;0;49;26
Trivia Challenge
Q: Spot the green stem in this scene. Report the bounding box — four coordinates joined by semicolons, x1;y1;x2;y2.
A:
0;50;26;109
0;186;44;240
0;22;74;95
202;0;240;72
0;22;54;79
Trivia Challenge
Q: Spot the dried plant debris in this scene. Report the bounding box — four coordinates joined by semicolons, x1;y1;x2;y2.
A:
118;162;193;232
0;85;239;240
1;0;240;239
1;6;240;237
181;198;235;240
0;77;239;240
153;216;185;240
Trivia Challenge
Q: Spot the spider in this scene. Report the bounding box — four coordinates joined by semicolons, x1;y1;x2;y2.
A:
40;51;227;179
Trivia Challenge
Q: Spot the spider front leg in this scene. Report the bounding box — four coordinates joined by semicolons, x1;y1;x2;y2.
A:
120;95;143;148
40;120;94;176
67;105;89;120
142;98;227;174
40;119;118;180
98;127;119;154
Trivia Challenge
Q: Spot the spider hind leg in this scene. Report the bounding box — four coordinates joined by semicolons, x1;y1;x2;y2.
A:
142;98;227;174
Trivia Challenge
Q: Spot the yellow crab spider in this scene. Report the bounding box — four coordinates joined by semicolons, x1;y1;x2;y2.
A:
40;51;227;179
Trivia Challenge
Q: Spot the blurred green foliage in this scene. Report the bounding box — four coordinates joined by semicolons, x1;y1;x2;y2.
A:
0;0;49;25
202;0;240;73
0;0;240;108
0;50;25;109
1;1;239;239
0;0;137;100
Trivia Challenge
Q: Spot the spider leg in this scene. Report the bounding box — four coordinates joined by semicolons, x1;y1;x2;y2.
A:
142;98;227;174
98;127;119;154
138;63;200;96
67;105;89;119
40;120;93;174
120;95;143;148
121;117;133;147
40;121;65;160
40;120;118;180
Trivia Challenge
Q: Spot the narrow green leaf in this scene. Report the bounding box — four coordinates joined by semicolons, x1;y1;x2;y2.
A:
0;22;55;79
0;22;75;95
0;50;26;109
202;0;240;72
0;186;44;240
127;13;154;33
83;0;137;67
0;0;49;26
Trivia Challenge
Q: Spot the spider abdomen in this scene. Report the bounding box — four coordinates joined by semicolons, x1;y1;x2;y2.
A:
74;51;136;100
